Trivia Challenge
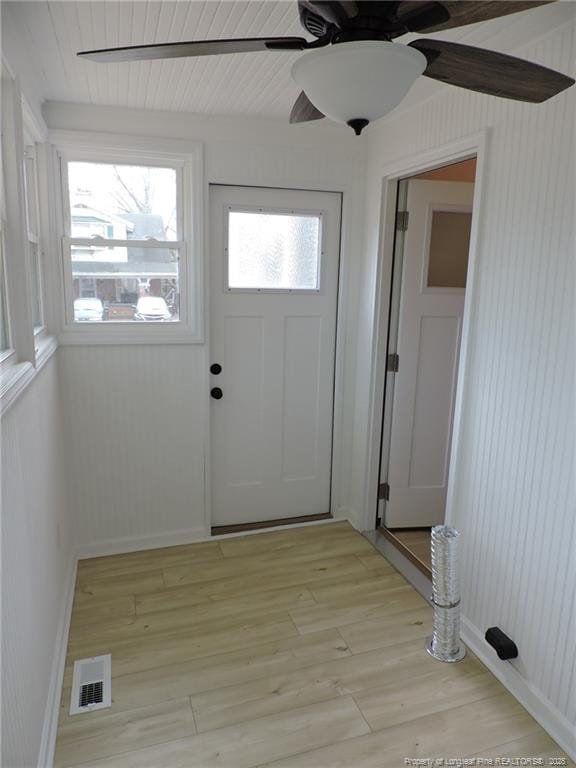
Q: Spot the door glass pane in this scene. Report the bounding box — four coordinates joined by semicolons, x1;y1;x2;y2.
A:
427;210;472;288
68;162;178;240
228;210;321;290
71;246;180;322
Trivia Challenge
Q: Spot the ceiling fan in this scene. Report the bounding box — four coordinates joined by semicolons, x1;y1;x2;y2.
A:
78;1;574;135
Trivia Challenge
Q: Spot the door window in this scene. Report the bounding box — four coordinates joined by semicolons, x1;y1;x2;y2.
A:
426;210;471;289
226;208;322;291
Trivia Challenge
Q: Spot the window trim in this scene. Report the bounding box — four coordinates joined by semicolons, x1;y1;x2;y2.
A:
54;139;204;345
0;222;16;369
23;139;47;335
224;204;325;295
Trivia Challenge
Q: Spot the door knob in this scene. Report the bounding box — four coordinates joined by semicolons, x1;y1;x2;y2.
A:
211;387;223;400
210;363;222;375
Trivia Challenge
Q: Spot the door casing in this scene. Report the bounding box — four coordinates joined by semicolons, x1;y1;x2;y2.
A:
362;131;489;533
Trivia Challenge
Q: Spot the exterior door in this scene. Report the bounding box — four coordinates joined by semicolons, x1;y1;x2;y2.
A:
209;185;342;526
384;179;474;527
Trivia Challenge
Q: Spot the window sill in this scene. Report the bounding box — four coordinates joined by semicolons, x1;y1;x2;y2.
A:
0;334;58;417
1;361;36;416
35;333;59;368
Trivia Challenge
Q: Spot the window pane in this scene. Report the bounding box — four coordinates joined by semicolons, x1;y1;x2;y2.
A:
228;211;321;290
29;242;43;329
23;147;39;238
427;210;471;288
0;237;9;350
68;162;178;241
72;246;179;322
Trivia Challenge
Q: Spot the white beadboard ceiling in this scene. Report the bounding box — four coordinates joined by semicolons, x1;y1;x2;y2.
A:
6;1;308;116
3;1;573;119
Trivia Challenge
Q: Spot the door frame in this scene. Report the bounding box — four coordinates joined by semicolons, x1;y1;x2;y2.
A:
362;130;489;533
204;183;345;533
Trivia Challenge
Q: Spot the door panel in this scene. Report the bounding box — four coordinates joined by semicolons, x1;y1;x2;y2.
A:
409;314;461;488
282;315;322;481
385;180;474;528
210;186;341;526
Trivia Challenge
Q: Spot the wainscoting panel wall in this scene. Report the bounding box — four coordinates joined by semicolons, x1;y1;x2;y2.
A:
1;355;73;768
356;16;575;749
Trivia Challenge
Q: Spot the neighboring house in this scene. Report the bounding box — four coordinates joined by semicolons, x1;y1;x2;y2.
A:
71;204;178;316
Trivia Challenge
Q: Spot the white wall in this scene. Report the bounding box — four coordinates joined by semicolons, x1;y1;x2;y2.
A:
1;355;74;768
354;16;575;754
43;104;366;552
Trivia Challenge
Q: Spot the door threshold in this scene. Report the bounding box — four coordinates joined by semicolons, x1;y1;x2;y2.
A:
212;512;332;536
380;526;432;578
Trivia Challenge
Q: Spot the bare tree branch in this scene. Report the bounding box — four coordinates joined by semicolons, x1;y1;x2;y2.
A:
112;166;150;213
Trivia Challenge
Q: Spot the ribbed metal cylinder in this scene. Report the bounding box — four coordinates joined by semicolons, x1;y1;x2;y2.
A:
426;525;466;662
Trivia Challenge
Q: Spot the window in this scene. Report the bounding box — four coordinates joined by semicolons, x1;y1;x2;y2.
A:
426;210;472;289
63;160;182;323
23;142;44;330
0;224;11;355
226;209;322;291
0;105;13;361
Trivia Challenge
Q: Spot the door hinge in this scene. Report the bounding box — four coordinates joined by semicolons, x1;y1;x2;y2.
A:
387;353;399;373
396;210;409;232
378;482;390;501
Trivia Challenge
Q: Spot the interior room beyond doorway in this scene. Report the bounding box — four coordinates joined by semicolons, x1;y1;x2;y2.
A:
378;157;477;577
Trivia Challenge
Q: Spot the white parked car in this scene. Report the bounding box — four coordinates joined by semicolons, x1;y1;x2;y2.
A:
135;296;172;321
74;297;104;322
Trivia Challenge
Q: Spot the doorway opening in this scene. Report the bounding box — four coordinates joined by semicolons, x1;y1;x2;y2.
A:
377;157;477;576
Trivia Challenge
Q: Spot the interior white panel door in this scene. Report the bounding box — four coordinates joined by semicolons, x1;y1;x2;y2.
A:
209;185;341;526
385;180;474;528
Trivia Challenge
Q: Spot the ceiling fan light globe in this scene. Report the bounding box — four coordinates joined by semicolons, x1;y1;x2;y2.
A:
291;41;427;126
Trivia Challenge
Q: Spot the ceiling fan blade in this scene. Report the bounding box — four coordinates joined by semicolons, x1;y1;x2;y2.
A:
399;1;555;33
78;37;308;63
409;39;574;103
290;92;325;124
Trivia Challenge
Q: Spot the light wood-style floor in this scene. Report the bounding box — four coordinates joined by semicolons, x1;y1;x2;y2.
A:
55;522;571;768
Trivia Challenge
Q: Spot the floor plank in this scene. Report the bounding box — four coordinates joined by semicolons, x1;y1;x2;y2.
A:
163;536;376;588
190;637;473;733
354;664;501;730
63;612;299;680
337;606;432;653
64;697;370;768
136;555;364;613
289;585;427;634
258;693;542;768
71;586;315;647
216;522;353;558
77;541;224;583
54;698;196;768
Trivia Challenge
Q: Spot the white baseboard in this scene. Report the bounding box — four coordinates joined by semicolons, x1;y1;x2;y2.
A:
335;506;362;531
76;526;209;559
460;618;576;761
37;553;77;768
76;517;359;558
